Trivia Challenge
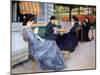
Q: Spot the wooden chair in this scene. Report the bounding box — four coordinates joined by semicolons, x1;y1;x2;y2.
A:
62;51;70;61
32;60;38;72
29;55;37;72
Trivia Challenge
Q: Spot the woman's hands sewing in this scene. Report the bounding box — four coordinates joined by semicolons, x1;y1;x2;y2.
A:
53;27;68;35
57;29;68;35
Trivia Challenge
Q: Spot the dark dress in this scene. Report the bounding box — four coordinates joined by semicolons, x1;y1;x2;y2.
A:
82;22;91;41
56;23;79;52
44;22;57;40
77;25;83;41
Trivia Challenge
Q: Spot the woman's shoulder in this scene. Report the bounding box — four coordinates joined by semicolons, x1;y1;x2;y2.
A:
23;26;32;29
23;26;33;32
74;22;80;26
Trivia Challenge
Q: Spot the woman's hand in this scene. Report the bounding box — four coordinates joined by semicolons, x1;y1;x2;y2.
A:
53;27;58;34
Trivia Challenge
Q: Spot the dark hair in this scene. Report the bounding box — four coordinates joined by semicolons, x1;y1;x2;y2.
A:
23;14;34;26
50;16;56;20
72;16;79;22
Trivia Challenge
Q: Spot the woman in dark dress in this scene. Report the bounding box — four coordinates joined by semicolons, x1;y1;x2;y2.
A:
82;17;91;42
44;16;58;40
56;16;79;52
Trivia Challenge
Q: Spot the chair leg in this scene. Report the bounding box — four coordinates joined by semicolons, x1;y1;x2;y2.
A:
32;60;37;72
62;51;70;61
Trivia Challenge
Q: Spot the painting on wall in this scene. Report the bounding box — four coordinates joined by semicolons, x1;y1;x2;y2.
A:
11;0;96;74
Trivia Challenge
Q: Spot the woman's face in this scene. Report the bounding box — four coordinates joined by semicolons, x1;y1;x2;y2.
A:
71;18;75;23
27;20;34;27
85;18;89;22
71;18;75;27
51;19;56;25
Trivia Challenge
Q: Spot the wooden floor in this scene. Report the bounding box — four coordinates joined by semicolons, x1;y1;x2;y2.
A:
12;39;96;74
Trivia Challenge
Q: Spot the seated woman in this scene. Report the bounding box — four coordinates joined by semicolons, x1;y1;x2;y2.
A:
82;17;91;42
56;16;80;52
44;16;58;40
22;14;65;71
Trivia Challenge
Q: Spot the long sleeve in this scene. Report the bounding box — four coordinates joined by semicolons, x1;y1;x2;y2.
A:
23;28;36;44
44;22;57;40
